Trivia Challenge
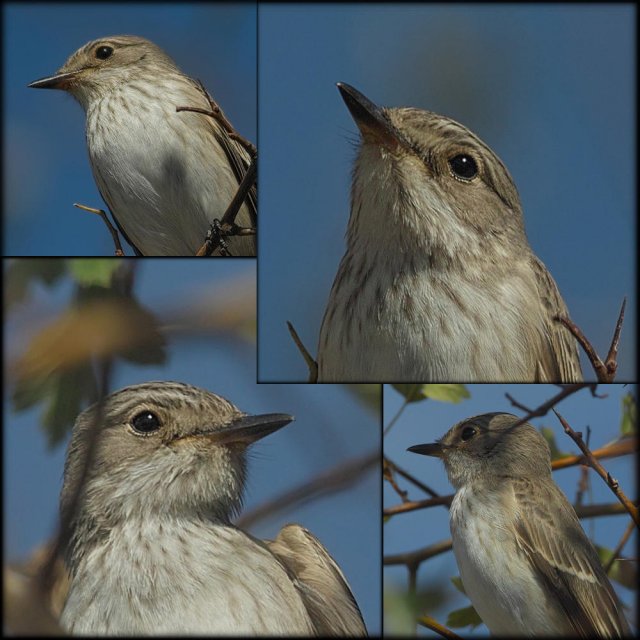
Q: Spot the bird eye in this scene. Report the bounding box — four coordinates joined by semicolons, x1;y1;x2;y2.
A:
449;154;478;181
95;45;114;60
461;426;477;441
131;411;161;434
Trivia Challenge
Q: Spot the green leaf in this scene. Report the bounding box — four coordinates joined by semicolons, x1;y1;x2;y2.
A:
620;393;636;437
392;384;469;404
446;605;483;629
450;576;466;595
67;259;122;287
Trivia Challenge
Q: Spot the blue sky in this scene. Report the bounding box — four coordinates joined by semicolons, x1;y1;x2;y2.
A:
4;3;256;256
4;260;381;634
258;4;635;382
383;383;636;636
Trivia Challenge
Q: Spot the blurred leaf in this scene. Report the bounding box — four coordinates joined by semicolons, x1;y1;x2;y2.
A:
450;576;466;595
620;393;636;437
347;384;381;414
392;384;469;404
541;426;572;460
4;259;67;309
446;605;483;629
67;259;122;287
383;587;424;635
12;366;99;447
13;298;166;382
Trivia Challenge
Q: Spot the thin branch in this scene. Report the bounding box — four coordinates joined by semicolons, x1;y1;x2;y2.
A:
177;82;256;157
504;383;598;421
555;297;626;382
385;495;452;518
417;615;463;640
552;438;636;470
384;539;452;566
196;158;257;256
383;397;408;436
553;409;639;528
605;297;627;373
603;519;635;574
384;458;410;503
74;203;125;256
286;321;318;382
385;457;439;499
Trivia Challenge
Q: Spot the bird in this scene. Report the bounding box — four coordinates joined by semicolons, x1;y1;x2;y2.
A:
317;83;582;382
29;35;256;256
408;412;630;637
59;381;365;635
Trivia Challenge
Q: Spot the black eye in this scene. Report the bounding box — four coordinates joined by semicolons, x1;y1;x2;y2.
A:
449;154;478;181
95;45;114;60
461;426;476;441
131;411;161;433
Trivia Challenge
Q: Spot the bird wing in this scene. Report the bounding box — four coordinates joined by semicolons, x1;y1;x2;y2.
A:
193;80;257;228
266;524;367;636
530;256;583;382
513;478;630;637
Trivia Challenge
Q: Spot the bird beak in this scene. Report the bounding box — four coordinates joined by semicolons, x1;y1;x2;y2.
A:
407;442;445;458
204;413;295;446
337;82;404;150
28;71;78;90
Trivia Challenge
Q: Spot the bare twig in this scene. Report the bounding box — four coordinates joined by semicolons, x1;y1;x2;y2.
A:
504;383;598;421
553;409;639;528
555;297;626;382
384;458;410;503
385;457;439;499
196;158;257;256
286;321;318;382
74;203;125;256
177;82;256;157
552;437;636;470
385;495;452;518
604;298;627;374
384;539;453;566
603;519;635;574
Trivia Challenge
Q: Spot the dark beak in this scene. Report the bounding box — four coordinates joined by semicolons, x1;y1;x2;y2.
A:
206;413;294;446
337;82;404;150
28;71;78;90
407;442;445;458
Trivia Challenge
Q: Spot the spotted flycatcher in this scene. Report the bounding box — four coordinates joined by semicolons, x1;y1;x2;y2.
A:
60;381;365;635
408;412;630;637
317;83;582;382
29;36;256;257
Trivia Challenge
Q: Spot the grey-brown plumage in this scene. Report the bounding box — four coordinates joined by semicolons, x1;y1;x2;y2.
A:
29;36;255;256
318;83;582;382
409;413;630;637
59;381;365;635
